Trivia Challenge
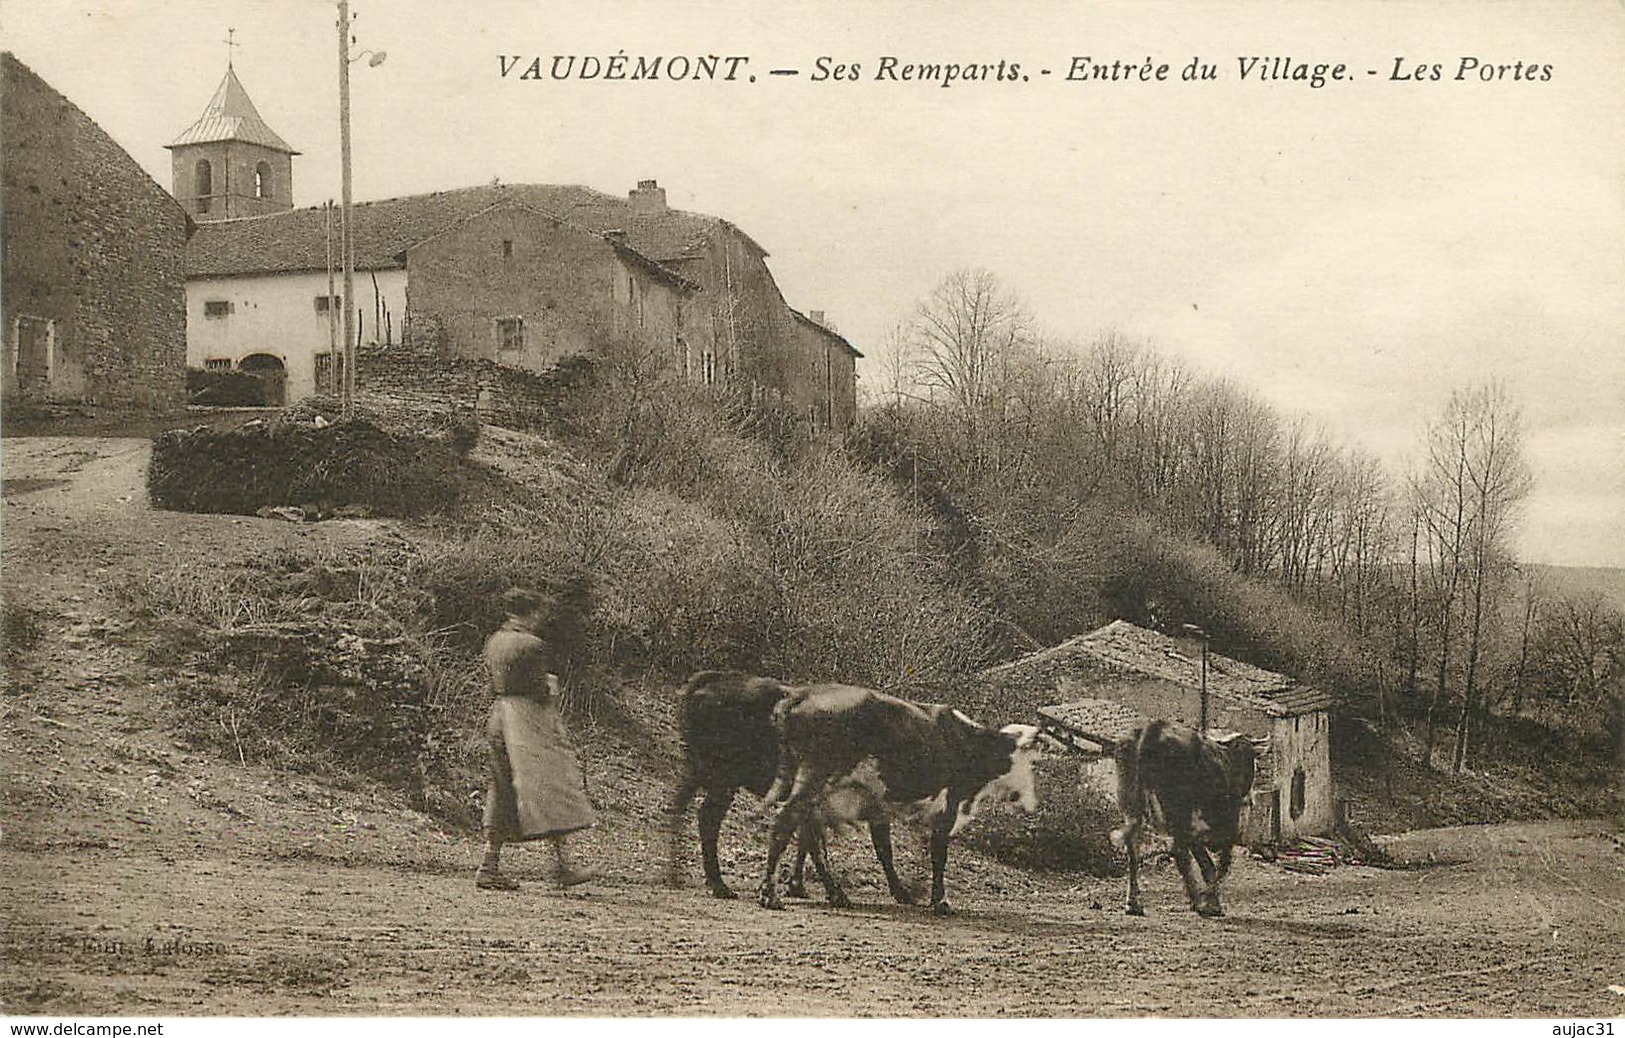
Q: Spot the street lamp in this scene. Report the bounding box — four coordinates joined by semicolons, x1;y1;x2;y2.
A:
337;0;385;416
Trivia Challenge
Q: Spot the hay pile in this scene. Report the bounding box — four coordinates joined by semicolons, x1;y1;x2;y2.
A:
148;416;472;518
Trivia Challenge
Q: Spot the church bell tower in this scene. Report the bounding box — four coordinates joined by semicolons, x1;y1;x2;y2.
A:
166;56;297;221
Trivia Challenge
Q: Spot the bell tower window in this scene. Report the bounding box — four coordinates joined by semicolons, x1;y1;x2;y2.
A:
194;159;213;214
255;162;272;200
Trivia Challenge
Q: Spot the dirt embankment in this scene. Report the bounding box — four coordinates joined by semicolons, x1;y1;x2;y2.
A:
3;437;1622;1017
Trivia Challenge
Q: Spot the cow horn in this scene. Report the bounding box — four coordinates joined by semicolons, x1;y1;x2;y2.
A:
1000;723;1041;749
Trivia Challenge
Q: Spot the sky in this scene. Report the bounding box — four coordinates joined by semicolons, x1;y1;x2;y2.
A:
5;0;1622;566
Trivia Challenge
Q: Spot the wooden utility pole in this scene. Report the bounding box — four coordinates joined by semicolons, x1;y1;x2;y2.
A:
338;0;356;415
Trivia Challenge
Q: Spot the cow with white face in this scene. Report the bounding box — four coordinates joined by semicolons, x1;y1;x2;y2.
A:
758;683;1042;916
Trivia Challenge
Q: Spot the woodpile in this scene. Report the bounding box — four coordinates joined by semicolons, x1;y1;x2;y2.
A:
1273;835;1358;874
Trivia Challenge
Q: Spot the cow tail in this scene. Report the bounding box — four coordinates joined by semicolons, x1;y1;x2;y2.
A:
1111;723;1153;848
675;671;717;754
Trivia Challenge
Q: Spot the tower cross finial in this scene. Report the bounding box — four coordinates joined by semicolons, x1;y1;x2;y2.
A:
224;27;239;68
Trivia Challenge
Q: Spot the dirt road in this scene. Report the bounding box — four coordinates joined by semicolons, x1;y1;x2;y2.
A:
3;437;1622;1016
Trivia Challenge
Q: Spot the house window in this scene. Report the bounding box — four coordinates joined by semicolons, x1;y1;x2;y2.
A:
496;316;524;355
314;352;344;392
1289;767;1307;820
501;239;514;259
628;276;645;328
255;162;272;199
313;294;340;314
203;300;233;319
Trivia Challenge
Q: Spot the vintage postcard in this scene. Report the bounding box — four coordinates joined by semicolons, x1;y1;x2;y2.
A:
2;0;1621;1024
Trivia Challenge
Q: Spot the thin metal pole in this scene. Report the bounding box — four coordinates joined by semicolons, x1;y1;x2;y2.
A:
1199;638;1209;732
338;0;355;416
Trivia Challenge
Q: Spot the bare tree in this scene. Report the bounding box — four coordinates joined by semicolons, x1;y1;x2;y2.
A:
1410;394;1474;766
1408;383;1532;769
1508;566;1545;716
906;269;1033;483
1450;384;1532;771
1534;591;1623;715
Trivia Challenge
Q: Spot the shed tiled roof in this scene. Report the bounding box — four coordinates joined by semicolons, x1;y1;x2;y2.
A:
1036;696;1261;774
1038;698;1146;746
184;183;719;279
989;619;1333;718
167;66;296;153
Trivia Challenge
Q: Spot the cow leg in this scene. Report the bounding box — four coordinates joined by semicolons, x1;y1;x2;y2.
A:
696;789;738;899
758;809;796;910
786;840;811;899
801;823;850;908
786;819;826;900
665;775;700;889
759;767;818;910
928;813;955;916
869;822;914;905
1190;843;1223;917
1115;817;1145;916
1171;837;1205;915
1196;843;1234;917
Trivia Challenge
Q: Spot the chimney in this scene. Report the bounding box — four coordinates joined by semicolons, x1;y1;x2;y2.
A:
629;179;667;215
808;310;826;326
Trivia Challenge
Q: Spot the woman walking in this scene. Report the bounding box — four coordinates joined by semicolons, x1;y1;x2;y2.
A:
476;586;597;891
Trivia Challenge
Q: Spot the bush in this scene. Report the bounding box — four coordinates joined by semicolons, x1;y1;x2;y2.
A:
148;416;484;518
961;756;1122;874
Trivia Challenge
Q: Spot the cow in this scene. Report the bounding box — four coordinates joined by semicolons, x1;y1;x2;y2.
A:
1110;718;1261;918
665;671;911;903
758;683;1042;916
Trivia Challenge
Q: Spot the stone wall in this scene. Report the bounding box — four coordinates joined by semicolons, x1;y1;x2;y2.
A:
1;53;189;411
357;330;561;431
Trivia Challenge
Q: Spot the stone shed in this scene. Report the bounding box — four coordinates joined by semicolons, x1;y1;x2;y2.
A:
983;619;1336;843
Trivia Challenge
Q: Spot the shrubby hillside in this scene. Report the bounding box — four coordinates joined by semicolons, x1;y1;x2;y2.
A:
129;308;1617;862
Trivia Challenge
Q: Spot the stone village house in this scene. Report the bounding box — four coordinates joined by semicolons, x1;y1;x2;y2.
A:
170;65;861;422
2;53;191;411
984;619;1337;843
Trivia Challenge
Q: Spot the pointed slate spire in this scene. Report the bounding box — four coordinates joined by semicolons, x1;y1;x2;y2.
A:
167;66;297;154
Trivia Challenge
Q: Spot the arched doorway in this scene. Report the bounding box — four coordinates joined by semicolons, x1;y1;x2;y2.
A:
238;353;287;407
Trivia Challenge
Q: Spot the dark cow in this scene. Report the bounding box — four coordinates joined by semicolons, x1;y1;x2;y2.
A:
759;683;1041;916
1110;718;1261;918
666;671;910;903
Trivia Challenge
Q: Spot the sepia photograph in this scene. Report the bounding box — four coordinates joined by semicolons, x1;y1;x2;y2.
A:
2;0;1622;1022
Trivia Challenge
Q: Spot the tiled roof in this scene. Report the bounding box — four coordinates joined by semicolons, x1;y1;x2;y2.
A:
185;183;719;278
1038;698;1146;746
990;619;1333;718
790;308;864;358
167;66;296;153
